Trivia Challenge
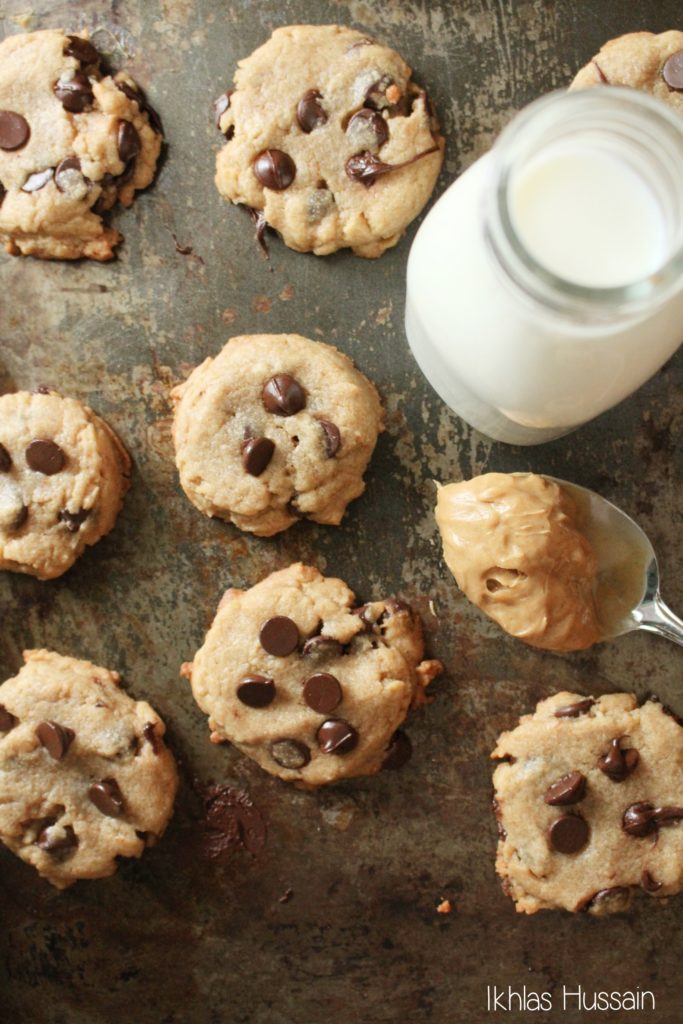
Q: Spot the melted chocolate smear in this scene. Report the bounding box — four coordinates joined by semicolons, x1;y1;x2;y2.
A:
345;145;439;187
201;785;267;859
248;206;271;259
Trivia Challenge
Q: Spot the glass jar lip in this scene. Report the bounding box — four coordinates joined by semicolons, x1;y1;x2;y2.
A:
489;87;683;314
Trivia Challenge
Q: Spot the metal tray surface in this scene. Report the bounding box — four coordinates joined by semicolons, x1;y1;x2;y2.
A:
1;2;682;1022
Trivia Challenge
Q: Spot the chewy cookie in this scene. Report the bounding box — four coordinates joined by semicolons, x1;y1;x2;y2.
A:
571;30;683;116
0;29;162;260
0;649;178;888
172;334;383;536
213;24;444;258
0;389;131;580
492;692;683;914
182;563;442;786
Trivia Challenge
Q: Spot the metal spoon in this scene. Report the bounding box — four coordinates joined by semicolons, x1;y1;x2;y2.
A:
549;477;683;645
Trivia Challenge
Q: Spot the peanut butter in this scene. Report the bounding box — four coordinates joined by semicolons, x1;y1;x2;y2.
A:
435;473;601;651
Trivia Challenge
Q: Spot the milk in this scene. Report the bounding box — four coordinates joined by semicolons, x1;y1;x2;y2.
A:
405;89;683;445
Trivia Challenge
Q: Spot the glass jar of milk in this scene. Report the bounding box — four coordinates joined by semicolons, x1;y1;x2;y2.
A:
405;88;683;445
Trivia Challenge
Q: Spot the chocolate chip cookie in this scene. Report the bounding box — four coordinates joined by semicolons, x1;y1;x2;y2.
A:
0;649;178;888
571;30;683;117
181;563;442;786
0;29;162;260
213;24;444;258
171;334;383;536
492;692;683;914
0;389;130;579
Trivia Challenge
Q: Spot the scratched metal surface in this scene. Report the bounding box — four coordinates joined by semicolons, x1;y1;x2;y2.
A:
0;1;682;1022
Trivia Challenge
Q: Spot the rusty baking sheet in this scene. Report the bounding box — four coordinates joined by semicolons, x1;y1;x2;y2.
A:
1;1;682;1022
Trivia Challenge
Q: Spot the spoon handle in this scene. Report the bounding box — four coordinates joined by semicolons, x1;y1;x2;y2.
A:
636;592;683;647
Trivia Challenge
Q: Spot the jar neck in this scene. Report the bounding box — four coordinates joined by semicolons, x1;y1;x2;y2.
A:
485;88;683;323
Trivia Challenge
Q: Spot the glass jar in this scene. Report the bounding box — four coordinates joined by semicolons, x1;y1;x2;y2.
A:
405;87;683;445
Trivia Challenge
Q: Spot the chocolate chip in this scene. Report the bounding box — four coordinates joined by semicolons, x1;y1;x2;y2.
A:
0;705;17;731
11;505;28;531
296;90;328;133
302;635;343;658
53;70;94;113
237;675;276;708
346;108;389;147
0;111;30;150
382;730;412;770
36;721;75;760
317;719;359;755
345;145;439;187
143;722;162;753
364;76;396;110
117;81;164;135
36;823;78;854
241;436;275;476
253;149;296;191
303;673;342;714
55;156;89;200
662;50;683;91
248;206;270;255
548;814;589;853
587;887;632;915
259;616;299;657
318;419;340;457
58;508;90;532
26;439;65;475
262;374;306;416
117;121;140;163
554;698;595;719
213;91;232;129
22;168;54;192
544;771;586;806
65;35;100;65
0;444;11;472
88;778;124;817
641;870;663;893
271;739;310;770
598;738;639;782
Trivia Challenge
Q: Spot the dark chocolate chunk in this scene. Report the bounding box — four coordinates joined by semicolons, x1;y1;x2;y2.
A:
598;738;639;782
117;120;140;163
554;698;595;719
53;71;94;113
317;719;359;755
22;168;54;192
302;635;343;658
262;374;306;416
345;145;439;187
303;673;342;714
543;771;586;806
36;823;78;854
253;149;296;190
318;419;340;457
641;869;663;893
65;35;100;65
662;50;683;91
237;675;276;708
213;91;232;129
88;778;124;817
35;720;75;760
26;439;65;475
346;108;389;147
296;90;328;133
0;443;11;472
259;616;299;657
0;111;30;150
59;508;90;532
382;730;412;770
548;814;589;853
143;722;162;753
241;436;275;476
0;705;17;731
271;738;310;770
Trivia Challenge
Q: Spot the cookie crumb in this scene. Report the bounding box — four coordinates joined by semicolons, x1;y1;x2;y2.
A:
436;899;452;914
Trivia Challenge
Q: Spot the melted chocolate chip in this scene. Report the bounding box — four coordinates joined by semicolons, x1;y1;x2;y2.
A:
554;698;595;719
382;730;412;770
213;91;232;129
55;157;89;199
271;738;310;770
35;721;75;760
88;778;124;817
241;436;275;476
662;50;683;91
0;444;11;472
0;705;17;731
548;814;589;853
303;673;342;714
587;887;632;915
622;802;683;838
544;771;586;806
0;111;30;150
117;121;140;163
116;81;164;135
65;35;100;65
237;675;276;708
53;70;94;113
248;206;270;255
59;508;90;532
302;635;343;658
364;76;396;110
143;722;162;753
203;785;267;856
317;719;359;755
26;439;65;475
11;506;28;531
318;419;341;457
641;869;663;893
36;823;78;855
253;149;296;190
262;374;306;416
346;108;389;147
296;90;328;133
345;145;439;187
598;738;639;782
259;616;299;657
22;168;54;192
